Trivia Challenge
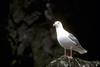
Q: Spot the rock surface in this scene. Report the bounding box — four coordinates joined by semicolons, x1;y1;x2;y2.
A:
47;56;100;67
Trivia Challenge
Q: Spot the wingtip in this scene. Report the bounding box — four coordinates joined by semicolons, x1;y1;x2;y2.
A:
84;50;88;53
80;50;88;54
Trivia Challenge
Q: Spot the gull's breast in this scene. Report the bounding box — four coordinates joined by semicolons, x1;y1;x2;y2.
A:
57;32;75;49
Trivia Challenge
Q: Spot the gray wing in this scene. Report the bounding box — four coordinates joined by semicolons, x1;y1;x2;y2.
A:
68;33;81;46
68;33;87;54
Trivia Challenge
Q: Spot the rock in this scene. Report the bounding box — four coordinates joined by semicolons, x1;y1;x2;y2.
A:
47;56;100;67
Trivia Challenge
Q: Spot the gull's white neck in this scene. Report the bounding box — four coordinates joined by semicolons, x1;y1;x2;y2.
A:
56;25;64;32
55;24;69;37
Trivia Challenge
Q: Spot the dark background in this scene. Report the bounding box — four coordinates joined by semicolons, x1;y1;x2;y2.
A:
0;0;99;67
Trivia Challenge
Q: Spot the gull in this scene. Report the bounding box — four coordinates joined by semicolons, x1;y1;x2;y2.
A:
53;21;87;59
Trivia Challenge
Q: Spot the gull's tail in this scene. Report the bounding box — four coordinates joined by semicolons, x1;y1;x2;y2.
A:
73;46;87;54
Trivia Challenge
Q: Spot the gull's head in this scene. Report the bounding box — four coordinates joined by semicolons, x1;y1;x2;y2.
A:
53;21;63;28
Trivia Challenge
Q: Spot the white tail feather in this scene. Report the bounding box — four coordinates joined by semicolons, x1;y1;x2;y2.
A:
73;46;87;54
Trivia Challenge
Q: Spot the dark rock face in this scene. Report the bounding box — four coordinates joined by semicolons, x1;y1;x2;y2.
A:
47;56;100;67
8;0;56;66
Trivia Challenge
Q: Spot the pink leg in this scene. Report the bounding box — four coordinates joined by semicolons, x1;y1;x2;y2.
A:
69;47;73;59
64;48;67;58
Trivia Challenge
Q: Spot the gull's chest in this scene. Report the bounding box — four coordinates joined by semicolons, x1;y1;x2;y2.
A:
57;32;69;43
56;30;74;48
57;31;65;37
57;30;70;43
56;30;69;40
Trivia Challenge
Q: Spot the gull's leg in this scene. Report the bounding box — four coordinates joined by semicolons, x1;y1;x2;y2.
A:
64;48;67;58
69;47;73;59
